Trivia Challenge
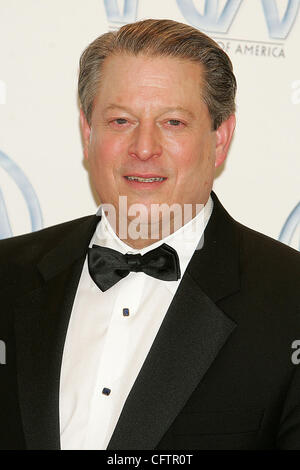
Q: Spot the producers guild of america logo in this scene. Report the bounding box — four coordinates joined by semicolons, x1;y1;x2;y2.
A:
0;150;43;239
175;0;299;37
279;201;300;251
176;0;300;58
103;0;300;58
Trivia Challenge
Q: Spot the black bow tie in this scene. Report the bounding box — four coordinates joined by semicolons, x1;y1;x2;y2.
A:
88;243;181;292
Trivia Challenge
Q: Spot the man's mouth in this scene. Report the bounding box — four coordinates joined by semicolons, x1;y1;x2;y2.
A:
124;175;167;183
124;173;167;189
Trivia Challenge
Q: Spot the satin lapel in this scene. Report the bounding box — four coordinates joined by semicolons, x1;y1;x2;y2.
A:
107;192;240;450
14;215;100;450
186;190;241;303
107;272;237;450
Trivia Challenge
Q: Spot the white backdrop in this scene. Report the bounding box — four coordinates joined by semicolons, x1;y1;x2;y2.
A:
0;0;299;250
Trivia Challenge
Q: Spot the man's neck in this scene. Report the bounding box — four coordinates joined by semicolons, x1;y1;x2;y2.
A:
104;202;206;250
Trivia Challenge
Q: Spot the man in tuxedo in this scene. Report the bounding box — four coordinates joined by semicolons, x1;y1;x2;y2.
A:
0;19;300;450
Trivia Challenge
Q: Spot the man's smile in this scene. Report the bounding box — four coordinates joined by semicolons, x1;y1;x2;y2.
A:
123;174;168;188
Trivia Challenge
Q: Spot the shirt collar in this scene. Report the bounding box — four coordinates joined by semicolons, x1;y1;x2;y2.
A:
91;196;214;295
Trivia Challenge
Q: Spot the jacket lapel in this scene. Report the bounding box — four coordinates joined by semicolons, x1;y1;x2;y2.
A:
107;191;241;449
107;273;237;450
14;215;100;450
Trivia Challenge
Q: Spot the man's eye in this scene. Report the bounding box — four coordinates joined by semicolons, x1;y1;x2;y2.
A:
114;118;128;125
167;119;183;126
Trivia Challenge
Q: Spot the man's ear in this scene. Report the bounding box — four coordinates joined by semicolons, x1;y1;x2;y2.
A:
80;108;91;160
215;114;236;168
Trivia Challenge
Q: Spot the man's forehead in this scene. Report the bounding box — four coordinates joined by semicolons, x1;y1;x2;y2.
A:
91;54;207;120
98;55;204;98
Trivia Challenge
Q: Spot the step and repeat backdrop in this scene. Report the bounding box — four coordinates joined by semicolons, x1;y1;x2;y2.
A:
0;0;299;249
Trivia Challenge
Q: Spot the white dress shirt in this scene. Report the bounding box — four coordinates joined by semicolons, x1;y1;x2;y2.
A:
59;196;213;449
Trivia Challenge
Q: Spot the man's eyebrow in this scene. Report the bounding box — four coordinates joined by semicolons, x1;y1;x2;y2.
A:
104;104;132;113
103;104;195;118
160;107;195;119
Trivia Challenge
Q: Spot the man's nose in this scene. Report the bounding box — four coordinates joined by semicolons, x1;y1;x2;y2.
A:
128;123;162;161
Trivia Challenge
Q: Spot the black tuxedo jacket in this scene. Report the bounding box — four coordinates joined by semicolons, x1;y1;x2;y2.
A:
1;191;300;450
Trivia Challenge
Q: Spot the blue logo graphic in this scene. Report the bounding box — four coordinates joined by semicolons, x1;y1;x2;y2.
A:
0;150;43;239
262;0;300;38
104;0;138;25
176;0;300;38
176;0;243;33
279;201;300;251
